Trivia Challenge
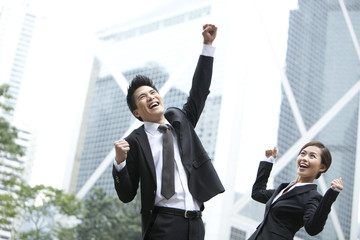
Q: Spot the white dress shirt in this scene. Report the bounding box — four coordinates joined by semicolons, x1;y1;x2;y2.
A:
115;121;200;210
114;44;215;210
272;181;313;204
144;121;200;210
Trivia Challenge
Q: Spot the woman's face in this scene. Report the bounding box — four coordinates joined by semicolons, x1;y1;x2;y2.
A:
296;146;327;183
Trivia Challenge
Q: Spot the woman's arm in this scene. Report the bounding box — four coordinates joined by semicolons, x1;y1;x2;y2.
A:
251;148;277;203
251;161;276;204
303;183;341;236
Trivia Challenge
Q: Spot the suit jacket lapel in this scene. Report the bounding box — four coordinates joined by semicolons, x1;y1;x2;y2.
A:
266;183;317;214
278;184;317;201
172;121;182;152
266;183;288;208
171;120;192;173
135;126;157;184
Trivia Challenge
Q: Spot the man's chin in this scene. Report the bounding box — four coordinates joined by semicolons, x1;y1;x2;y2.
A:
152;108;164;115
144;112;165;122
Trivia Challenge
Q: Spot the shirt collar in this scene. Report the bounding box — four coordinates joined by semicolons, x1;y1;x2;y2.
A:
294;182;315;187
144;120;171;135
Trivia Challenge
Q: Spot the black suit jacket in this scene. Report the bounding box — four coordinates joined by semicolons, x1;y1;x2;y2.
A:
112;55;225;238
249;161;339;240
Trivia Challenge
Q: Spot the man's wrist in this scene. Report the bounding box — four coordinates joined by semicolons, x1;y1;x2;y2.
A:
201;44;215;57
114;158;126;172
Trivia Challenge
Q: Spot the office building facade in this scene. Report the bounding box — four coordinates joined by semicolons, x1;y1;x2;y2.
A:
69;3;224;201
0;1;37;121
0;1;39;239
68;0;360;239
67;1;252;238
231;1;360;239
275;1;360;239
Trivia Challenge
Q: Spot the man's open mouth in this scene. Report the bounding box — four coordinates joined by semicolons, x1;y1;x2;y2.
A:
149;102;159;109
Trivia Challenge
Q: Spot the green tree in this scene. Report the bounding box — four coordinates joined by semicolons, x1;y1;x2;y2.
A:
1;84;141;239
75;188;141;240
0;83;25;232
0;84;23;155
1;83;82;240
15;185;82;240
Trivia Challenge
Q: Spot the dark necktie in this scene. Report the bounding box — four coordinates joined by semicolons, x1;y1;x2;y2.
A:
158;124;175;199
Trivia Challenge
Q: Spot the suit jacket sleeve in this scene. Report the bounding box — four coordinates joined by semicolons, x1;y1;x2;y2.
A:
251;161;276;204
303;188;340;236
112;136;140;203
182;55;213;127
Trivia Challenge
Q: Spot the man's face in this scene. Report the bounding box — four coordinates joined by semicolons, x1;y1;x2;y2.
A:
132;85;165;123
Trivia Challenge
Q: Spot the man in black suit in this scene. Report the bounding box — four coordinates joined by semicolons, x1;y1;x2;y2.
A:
112;24;224;240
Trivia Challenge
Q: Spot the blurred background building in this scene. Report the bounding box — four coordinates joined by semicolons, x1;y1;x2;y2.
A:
0;0;359;239
0;1;40;238
67;1;254;239
274;1;360;239
231;1;360;240
67;0;360;239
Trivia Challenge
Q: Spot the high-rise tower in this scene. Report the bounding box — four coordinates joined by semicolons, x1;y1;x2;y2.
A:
274;1;360;239
67;2;240;239
68;0;359;239
68;2;224;204
217;1;360;240
0;1;37;121
232;0;360;239
0;1;40;239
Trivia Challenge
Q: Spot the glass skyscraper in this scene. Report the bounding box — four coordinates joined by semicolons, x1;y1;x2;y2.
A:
233;1;360;240
275;1;360;239
68;0;360;239
0;1;40;238
67;1;246;238
69;4;224;199
0;1;36;121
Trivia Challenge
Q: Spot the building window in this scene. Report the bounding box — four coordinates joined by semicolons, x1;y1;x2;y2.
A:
230;227;246;240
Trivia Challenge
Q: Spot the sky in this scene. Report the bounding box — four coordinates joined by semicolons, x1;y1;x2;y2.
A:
3;0;359;224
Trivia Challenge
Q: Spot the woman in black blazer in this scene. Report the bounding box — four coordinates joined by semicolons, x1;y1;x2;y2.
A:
248;141;343;240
